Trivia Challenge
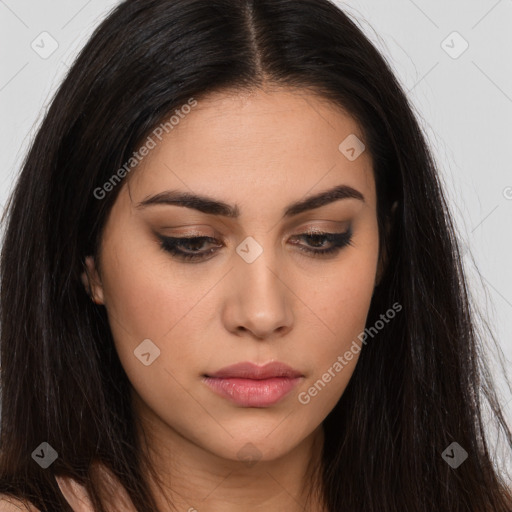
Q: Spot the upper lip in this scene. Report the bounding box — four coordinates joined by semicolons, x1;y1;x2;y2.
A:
205;362;303;380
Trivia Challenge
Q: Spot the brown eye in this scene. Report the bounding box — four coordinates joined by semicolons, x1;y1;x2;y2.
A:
158;236;222;262
289;229;353;257
157;229;353;264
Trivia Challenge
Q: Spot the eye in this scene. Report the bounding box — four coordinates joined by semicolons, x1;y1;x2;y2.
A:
289;228;353;258
157;228;353;263
158;235;222;262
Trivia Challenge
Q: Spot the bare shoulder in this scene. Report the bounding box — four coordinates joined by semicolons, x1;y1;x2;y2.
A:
57;469;136;512
0;494;40;512
55;475;93;511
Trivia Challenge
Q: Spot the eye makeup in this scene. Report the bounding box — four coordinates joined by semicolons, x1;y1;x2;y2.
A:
156;226;353;263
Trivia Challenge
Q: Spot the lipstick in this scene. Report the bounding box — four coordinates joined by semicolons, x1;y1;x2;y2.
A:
202;361;304;407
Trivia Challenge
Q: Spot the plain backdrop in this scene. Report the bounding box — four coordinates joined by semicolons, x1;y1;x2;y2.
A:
1;0;511;453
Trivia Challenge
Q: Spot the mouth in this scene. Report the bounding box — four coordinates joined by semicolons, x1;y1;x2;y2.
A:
202;361;304;407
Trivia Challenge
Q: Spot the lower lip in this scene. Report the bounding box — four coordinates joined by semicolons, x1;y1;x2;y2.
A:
202;376;303;407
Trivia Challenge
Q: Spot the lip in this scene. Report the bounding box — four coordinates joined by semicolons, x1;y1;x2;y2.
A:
206;361;303;380
202;362;304;407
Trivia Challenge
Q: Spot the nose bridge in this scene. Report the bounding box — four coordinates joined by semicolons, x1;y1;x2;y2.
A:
235;235;282;306
225;234;294;338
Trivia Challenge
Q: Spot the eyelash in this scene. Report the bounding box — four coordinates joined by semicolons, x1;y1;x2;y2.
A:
158;229;353;262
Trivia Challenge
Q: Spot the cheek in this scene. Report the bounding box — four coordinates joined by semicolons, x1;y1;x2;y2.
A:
293;236;378;408
99;247;217;448
98;240;209;388
100;232;212;341
307;236;377;336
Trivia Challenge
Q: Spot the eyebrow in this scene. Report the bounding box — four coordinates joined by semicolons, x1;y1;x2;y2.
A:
135;184;364;218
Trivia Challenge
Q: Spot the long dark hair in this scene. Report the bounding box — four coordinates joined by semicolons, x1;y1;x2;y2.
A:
1;0;511;510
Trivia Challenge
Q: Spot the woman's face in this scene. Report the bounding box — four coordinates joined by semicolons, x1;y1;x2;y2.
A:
84;87;381;465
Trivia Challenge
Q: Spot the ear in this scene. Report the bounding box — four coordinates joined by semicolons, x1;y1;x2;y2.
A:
81;255;105;305
375;200;398;288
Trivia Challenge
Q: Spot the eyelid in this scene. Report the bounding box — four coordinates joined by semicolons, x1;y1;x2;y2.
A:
156;227;353;263
155;221;352;245
293;220;351;235
300;226;335;236
158;226;217;238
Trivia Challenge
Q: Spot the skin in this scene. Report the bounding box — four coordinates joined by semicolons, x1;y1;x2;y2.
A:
82;86;383;512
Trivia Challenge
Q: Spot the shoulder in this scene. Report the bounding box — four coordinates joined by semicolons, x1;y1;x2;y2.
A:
57;468;136;512
0;494;40;511
55;476;93;511
0;477;94;512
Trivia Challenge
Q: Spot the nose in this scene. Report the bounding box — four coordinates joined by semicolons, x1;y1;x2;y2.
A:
221;247;294;340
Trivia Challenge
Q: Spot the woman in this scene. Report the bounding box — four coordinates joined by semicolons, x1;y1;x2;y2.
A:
1;0;511;510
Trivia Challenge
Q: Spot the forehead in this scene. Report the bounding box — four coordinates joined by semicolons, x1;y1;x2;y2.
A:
126;87;375;211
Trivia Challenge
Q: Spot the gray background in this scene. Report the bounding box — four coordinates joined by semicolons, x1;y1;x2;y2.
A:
1;0;511;454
